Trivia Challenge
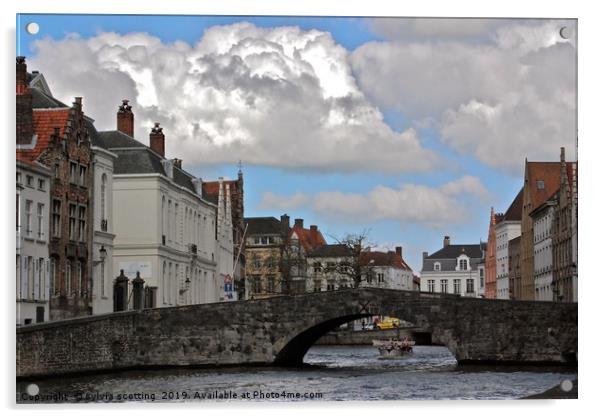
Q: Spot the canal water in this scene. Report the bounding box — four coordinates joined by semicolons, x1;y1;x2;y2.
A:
17;345;576;402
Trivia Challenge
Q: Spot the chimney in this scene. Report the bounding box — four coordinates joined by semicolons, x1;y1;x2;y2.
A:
117;99;134;137
294;218;304;229
396;246;402;258
280;214;290;237
73;97;82;111
422;251;428;259
560;146;566;163
149;122;165;157
443;236;450;247
16;57;33;145
310;225;317;232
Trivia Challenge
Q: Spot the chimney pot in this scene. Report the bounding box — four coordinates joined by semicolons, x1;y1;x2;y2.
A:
310;225;317;231
149;122;165;157
396;246;402;257
294;218;304;228
443;236;450;247
422;251;428;259
117;99;134;137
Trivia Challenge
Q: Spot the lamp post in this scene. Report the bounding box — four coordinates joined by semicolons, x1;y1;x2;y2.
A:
91;245;108;308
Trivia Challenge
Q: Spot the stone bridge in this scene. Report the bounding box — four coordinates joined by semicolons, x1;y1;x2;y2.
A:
16;288;578;378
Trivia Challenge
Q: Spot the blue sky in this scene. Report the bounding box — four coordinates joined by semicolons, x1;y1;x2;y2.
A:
17;14;575;272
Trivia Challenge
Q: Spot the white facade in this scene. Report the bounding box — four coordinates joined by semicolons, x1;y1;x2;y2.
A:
495;220;521;300
16;161;51;325
112;166;233;308
477;262;485;298
533;202;555;301
91;146;117;314
420;254;479;297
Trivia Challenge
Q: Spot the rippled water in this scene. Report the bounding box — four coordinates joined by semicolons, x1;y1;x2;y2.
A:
17;345;576;402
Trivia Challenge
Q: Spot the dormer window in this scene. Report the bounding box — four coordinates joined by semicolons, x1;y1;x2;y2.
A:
459;259;468;270
536;180;545;190
434;262;441;271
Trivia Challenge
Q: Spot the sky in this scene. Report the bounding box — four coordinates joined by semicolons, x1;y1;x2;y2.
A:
16;14;577;273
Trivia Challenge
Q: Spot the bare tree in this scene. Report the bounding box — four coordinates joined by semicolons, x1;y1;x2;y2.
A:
279;235;308;295
325;230;376;288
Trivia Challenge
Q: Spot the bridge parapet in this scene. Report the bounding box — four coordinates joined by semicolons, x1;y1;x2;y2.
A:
16;288;577;378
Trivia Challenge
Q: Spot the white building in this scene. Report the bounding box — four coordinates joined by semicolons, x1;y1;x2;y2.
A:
16;159;51;325
96;102;233;308
532;196;556;301
361;247;414;290
307;245;413;291
420;236;486;298
89;119;118;314
495;190;522;299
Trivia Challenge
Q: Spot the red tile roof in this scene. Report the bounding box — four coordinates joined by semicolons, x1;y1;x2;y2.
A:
290;225;326;252
203;179;240;196
16;108;70;163
360;251;412;270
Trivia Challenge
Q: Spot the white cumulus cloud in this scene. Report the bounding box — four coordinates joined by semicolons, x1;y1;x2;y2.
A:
29;23;439;173
258;175;490;228
351;19;576;174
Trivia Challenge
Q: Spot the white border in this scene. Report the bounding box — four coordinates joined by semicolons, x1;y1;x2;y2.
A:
2;1;600;417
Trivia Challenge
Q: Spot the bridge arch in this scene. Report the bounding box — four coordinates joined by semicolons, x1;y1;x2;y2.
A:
17;288;578;378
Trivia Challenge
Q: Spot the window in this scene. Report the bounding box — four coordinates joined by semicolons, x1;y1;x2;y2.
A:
52;200;61;238
37;203;45;239
536;180;545;190
434;262;441;271
453;279;461;294
16;193;20;232
252;276;261;294
69;204;76;240
25;200;33;237
313;280;322;292
100;257;106;298
78;206;86;242
54;163;60;178
467;278;475;294
252;255;261;269
479;268;484;288
100;174;107;223
440;279;448;293
377;273;385;283
76;261;83;296
267;276;275;293
26;175;34;187
459;259;468;270
69;162;77;184
327;280;335;291
79;165;87;187
427;279;435;293
38;179;45;190
65;260;72;295
313;262;322;273
50;257;58;295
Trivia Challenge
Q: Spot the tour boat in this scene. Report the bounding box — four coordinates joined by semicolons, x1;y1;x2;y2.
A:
372;338;415;358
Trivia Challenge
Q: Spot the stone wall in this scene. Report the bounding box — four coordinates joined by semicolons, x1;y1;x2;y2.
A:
16;288;577;377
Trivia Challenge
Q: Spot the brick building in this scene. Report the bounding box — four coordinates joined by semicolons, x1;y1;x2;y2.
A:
16;57;94;320
485;211;502;298
552;148;577;302
519;159;574;300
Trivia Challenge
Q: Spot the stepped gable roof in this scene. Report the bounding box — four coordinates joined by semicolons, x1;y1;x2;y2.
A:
307;244;353;258
244;217;282;235
16;108;70;163
426;243;485;260
360;250;412;270
526;161;574;212
290;224;326;251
